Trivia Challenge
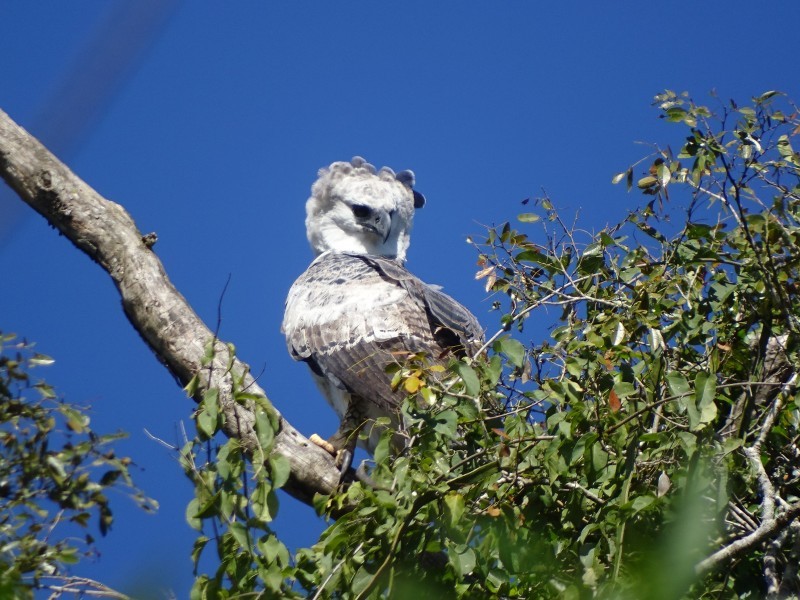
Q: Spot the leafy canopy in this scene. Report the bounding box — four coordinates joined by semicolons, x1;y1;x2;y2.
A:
186;90;800;599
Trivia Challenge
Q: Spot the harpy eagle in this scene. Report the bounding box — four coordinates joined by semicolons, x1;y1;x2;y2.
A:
282;157;483;469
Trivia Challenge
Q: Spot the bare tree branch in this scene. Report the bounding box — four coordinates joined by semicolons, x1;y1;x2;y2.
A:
695;501;800;577
0;107;340;505
36;576;132;599
695;373;800;577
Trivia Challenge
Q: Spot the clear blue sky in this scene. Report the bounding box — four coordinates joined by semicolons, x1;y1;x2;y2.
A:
2;2;798;596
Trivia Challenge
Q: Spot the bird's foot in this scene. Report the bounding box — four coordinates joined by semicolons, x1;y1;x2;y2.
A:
309;433;353;482
309;433;337;455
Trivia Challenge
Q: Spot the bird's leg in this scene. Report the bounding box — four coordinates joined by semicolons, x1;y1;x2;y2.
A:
325;426;358;477
308;427;357;481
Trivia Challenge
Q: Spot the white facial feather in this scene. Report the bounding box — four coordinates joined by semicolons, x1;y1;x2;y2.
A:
305;157;422;261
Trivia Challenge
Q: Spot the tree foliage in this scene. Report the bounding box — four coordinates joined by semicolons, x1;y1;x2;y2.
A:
180;341;295;598
279;90;799;598
0;333;155;598
5;90;800;599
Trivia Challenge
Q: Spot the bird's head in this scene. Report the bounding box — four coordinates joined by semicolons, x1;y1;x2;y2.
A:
305;156;425;261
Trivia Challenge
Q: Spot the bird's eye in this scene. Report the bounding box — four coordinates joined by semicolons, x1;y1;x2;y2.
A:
350;204;371;219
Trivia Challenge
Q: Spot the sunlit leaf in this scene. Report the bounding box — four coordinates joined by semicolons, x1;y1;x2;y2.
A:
404;375;422;394
29;353;55;366
637;175;657;189
268;454;290;490
444;492;465;529
494;336;526;368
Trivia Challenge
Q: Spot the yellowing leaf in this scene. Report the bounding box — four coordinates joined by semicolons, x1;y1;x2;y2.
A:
518;213;540;223
638;175;657;189
404;376;422;394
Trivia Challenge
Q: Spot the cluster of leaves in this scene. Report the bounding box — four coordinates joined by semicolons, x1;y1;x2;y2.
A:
172;91;799;598
182;341;294;598
287;91;800;598
0;332;155;598
292;346;539;598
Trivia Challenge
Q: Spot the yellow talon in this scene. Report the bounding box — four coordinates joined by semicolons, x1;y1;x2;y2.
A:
309;433;337;456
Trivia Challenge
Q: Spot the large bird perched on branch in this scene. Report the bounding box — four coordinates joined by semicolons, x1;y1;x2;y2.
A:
282;157;483;471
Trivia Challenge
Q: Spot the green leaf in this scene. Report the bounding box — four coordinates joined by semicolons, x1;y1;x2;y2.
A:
186;498;203;530
571;432;597;466
251;482;274;522
756;90;780;103
99;470;122;486
373;432;391;465
449;544;477;577
194;490;221;520
457;547;477;576
254;408;275;452
63;406;89;433
686;396;700;430
613;381;636;399
666;372;690;397
190;576;212;600
777;134;794;158
494;336;526;368
451;362;480;396
722;437;744;454
46;455;67;481
196;388;219;438
228;521;250;549
196;408;216;439
54;547;80;565
515;248;548;265
694;371;716;406
268;454;290;489
678;431;697;457
518;213;540;223
191;535;209;567
434;409;458;436
35;381;57;399
665;106;688;122
184;374;200;398
258;534;289;565
592;443;609;472
628;494;656;515
694;371;718;429
656;162;671;187
443;492;465;529
351;565;376;596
